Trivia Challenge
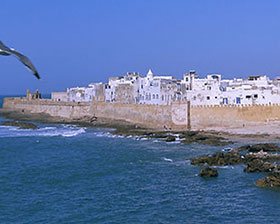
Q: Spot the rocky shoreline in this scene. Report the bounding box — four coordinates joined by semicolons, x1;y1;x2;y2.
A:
191;143;280;188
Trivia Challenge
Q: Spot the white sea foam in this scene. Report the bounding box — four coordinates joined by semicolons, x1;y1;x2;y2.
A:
163;157;173;162
212;165;234;169
0;124;86;138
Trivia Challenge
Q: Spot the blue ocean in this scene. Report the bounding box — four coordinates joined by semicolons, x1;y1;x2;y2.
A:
0;96;280;223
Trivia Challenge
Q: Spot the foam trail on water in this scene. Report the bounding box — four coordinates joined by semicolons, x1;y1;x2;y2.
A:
0;125;86;138
163;157;173;162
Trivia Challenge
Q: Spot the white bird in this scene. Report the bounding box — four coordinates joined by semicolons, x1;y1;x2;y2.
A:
0;40;40;79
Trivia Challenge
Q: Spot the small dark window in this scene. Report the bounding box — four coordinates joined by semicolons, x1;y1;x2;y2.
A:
206;96;210;100
254;94;258;98
246;95;251;99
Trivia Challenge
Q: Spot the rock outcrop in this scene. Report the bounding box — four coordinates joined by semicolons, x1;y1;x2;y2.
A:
113;129;232;146
256;171;280;187
191;151;242;166
192;143;280;188
180;131;232;146
244;159;275;173
199;166;218;177
1;121;38;129
237;143;280;153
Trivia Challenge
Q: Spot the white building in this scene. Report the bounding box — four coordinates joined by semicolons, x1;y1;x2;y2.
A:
105;72;140;103
137;69;180;105
66;82;104;102
52;69;280;106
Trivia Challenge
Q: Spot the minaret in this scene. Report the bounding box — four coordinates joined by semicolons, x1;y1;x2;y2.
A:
147;69;154;79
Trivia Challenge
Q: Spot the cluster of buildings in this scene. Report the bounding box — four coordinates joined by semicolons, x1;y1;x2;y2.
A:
51;69;280;106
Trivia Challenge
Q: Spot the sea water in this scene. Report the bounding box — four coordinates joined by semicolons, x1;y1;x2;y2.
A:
0;96;280;223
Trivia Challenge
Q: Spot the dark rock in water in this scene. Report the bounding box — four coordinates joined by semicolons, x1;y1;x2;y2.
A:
1;121;38;129
181;131;232;146
165;135;176;142
199;166;218;177
244;159;275;173
191;151;242;166
256;171;280;187
237;143;280;153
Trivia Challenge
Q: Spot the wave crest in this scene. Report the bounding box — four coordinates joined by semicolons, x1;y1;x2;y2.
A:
0;125;86;138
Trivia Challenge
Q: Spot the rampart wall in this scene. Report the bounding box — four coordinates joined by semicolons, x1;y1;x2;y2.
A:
3;97;280;130
90;101;188;129
191;104;280;129
3;98;91;119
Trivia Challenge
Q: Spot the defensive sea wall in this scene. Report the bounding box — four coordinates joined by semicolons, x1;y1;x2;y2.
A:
2;98;189;129
3;97;280;130
90;101;189;129
3;98;91;119
191;104;280;129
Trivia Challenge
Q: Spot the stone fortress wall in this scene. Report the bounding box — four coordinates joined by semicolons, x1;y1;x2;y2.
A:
3;98;91;119
3;97;280;130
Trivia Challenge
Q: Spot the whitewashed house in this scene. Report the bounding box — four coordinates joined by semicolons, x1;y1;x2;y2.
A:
66;82;105;102
57;68;280;107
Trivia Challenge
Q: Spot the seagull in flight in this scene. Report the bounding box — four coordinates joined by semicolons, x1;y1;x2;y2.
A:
0;40;40;79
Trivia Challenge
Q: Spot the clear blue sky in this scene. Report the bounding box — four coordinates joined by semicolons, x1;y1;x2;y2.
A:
1;0;280;94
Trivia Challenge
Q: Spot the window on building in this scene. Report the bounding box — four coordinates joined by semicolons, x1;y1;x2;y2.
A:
253;94;258;99
236;97;241;104
206;96;210;100
246;95;251;99
223;98;228;105
152;94;155;99
207;86;211;90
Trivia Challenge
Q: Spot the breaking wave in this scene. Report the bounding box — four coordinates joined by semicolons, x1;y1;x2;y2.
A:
0;124;86;138
162;157;173;162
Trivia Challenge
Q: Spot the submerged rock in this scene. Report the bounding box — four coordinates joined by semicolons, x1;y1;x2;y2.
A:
1;121;38;129
256;171;280;188
199;166;218;177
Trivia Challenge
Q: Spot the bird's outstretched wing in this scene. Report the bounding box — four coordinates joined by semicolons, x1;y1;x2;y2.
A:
9;49;40;79
0;41;40;79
